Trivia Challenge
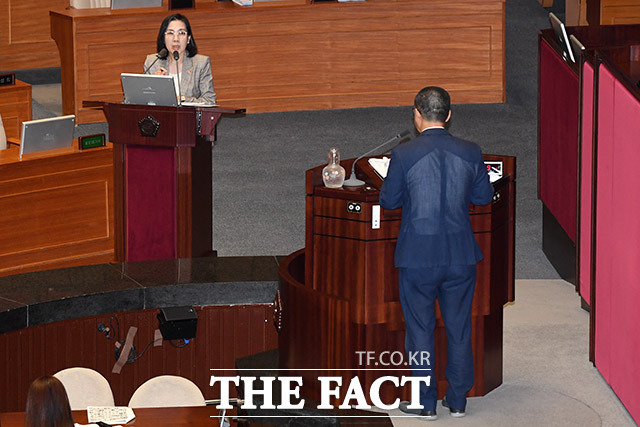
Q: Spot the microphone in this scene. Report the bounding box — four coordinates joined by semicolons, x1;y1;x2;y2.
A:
342;129;412;187
143;48;168;74
173;51;182;105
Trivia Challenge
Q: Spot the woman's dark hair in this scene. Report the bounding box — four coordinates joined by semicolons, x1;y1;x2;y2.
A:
156;13;198;57
25;376;75;427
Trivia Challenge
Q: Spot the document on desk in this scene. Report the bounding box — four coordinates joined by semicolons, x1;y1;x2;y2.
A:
368;157;390;179
87;406;135;424
181;101;218;107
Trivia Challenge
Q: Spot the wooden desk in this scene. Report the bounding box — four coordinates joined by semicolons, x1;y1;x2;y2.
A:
2;405;392;426
0;257;279;413
0;80;32;140
279;154;515;404
587;45;640;426
50;0;505;123
100;103;240;262
537;25;640;289
1;406;220;426
0;141;114;276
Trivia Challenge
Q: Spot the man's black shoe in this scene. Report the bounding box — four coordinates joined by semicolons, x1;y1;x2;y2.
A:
442;397;466;418
398;401;438;421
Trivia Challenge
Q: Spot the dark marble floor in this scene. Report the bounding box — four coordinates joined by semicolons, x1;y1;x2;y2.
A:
0;256;282;334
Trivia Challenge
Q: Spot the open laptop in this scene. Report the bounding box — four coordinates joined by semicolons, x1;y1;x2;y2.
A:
20;115;75;158
121;73;178;107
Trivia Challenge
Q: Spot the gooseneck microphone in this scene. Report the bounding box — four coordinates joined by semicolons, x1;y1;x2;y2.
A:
173;51;182;105
143;48;168;74
342;129;413;187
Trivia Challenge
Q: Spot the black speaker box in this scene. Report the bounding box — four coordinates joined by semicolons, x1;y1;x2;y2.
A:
157;306;198;340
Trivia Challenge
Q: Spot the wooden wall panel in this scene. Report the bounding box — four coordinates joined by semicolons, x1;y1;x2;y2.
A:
0;145;114;276
51;0;505;123
0;0;68;70
0;304;278;413
601;0;640;24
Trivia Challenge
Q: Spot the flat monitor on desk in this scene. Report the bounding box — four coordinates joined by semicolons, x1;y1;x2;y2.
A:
485;160;503;183
20;115;75;158
111;0;162;9
0;113;6;150
121;73;178;107
569;34;586;63
549;12;576;63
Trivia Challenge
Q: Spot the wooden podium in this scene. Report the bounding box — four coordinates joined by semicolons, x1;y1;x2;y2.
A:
278;154;515;404
97;102;242;262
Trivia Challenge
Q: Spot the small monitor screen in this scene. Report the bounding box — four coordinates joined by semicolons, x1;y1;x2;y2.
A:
549;12;576;63
569;34;586;62
20;115;75;158
111;0;162;9
485;161;503;183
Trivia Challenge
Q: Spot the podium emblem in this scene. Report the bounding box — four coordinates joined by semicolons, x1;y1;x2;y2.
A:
138;115;161;137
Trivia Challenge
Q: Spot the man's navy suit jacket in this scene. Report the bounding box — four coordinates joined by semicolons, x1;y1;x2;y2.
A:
379;128;494;268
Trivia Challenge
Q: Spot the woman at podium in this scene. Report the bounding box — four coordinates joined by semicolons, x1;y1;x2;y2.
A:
144;13;217;105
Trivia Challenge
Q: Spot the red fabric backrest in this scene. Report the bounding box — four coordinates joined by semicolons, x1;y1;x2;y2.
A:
594;64;640;425
539;40;579;242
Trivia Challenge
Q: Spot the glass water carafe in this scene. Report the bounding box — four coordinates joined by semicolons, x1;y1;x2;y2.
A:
322;147;346;188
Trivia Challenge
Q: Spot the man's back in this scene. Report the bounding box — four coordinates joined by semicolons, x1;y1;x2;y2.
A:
379;128;494;267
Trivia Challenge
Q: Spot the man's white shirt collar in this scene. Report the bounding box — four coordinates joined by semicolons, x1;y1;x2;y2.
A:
421;126;445;132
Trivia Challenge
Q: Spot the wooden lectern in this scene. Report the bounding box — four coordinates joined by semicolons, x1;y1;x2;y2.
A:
95;102;242;262
278;154;515;404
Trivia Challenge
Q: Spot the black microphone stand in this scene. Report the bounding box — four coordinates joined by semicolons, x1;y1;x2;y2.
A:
343;130;412;187
173;51;182;106
143;48;168;74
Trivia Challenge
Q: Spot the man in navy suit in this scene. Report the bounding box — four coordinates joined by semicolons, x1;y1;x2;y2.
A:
380;87;494;420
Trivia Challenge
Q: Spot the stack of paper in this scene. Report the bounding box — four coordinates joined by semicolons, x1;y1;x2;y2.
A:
181;101;218;107
87;406;135;424
368;156;390;179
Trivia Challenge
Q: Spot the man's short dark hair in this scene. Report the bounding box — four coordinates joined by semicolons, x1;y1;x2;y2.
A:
414;86;451;123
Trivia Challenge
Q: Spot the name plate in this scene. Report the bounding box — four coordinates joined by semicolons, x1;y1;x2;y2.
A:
80;134;106;150
0;73;15;86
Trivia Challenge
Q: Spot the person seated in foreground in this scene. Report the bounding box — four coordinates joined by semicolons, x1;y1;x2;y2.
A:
25;376;74;427
144;13;217;105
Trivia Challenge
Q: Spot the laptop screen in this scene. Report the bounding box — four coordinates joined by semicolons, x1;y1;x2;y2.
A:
121;73;178;107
